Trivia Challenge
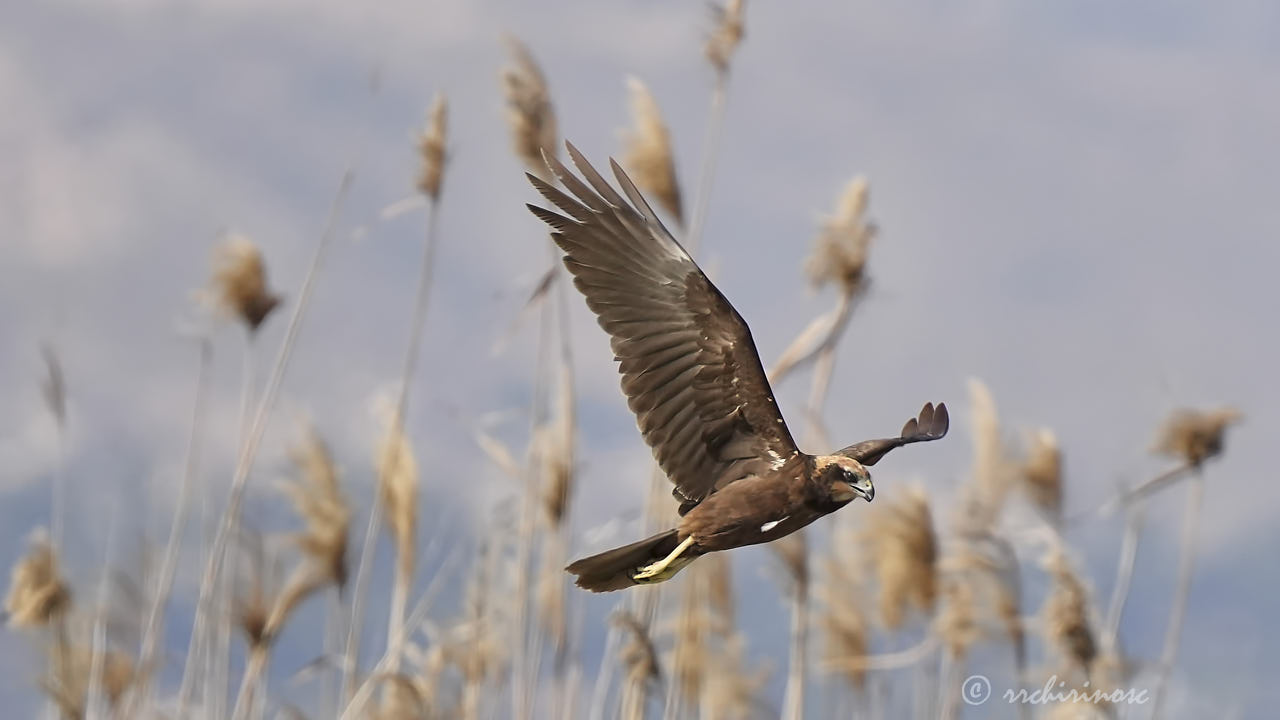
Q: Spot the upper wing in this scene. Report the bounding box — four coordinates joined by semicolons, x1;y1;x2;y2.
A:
526;142;800;510
836;402;949;466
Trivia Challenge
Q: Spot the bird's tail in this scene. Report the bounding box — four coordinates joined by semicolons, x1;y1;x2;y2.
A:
566;529;690;592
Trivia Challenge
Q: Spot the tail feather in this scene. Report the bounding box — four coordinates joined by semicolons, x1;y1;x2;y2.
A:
566;530;683;592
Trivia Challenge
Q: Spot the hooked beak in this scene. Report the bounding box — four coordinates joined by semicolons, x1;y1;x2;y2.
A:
849;472;875;503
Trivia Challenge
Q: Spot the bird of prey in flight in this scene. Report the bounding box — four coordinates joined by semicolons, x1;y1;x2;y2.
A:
526;142;948;592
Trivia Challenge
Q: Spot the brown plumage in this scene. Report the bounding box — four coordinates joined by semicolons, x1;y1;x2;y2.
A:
527;142;948;592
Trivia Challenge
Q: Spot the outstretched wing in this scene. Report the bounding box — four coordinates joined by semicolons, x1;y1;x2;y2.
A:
526;142;799;511
836;402;949;466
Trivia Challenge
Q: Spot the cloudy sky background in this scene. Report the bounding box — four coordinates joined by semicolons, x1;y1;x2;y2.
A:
1;0;1276;717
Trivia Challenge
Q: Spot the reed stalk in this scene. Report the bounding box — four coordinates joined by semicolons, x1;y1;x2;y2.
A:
344;194;442;697
130;339;212;714
180;168;354;715
1151;470;1204;718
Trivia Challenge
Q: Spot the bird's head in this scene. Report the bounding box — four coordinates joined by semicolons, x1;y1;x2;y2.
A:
815;455;874;503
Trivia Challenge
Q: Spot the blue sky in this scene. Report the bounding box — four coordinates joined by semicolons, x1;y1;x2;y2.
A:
1;1;1276;717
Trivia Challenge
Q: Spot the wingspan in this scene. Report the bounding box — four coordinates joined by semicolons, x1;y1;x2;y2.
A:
836;402;949;466
526;142;799;511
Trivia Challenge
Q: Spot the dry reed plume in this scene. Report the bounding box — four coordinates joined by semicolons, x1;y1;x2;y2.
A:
1154;405;1241;467
817;532;870;690
223;429;354;718
613;611;662;703
285;426;351;589
4;529;70;628
698;633;765;720
502;36;558;176
960;378;1016;532
232;538;280;651
1041;552;1098;676
942;543;1026;669
1021;428;1063;523
370;673;430;720
686;0;747;253
666;568;713;714
659;559;758;720
536;534;569;655
229;519;347;720
377;413;420;592
864;486;938;630
370;408;423;685
936;575;980;663
770;176;879;388
705;0;746;76
415;94;448;201
806;177;875;295
446;540;506;720
535;367;576;530
209;234;281;332
40;645;136;719
622;77;684;226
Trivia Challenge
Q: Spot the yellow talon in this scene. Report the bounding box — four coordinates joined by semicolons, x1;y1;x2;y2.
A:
633;536;695;581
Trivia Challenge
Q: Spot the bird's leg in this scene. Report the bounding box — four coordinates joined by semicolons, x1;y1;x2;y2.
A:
633;535;695;581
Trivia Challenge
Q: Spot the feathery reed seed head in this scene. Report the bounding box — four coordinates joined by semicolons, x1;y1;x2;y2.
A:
41;646;136;718
233;540;274;648
209;234;280;332
372;673;429;720
671;570;713;702
4;529;70;628
535;370;575;528
536;538;568;651
960;378;1016;533
439;538;504;694
705;0;746;75
377;415;420;581
942;543;1025;659
501;36;558;176
233;528;326;650
286;426;351;588
864;487;937;629
1042;553;1097;672
613;611;662;691
818;530;870;689
535;427;570;530
934;575;980;659
700;633;764;720
820;599;868;689
415;93;448;201
807;177;876;293
993;572;1024;662
1022;428;1064;522
1154;406;1241;466
622;77;684;225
